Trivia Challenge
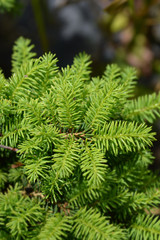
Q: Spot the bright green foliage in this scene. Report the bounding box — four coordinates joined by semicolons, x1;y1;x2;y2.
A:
11;37;37;74
94;121;155;154
80;143;107;187
1;37;160;239
0;184;44;239
129;214;160;240
0;70;8;96
52;138;79;179
72;207;126;240
0;0;16;12
123;92;160;123
0;170;7;189
38;214;72;240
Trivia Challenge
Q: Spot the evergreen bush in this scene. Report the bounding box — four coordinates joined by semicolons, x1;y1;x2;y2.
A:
1;37;160;239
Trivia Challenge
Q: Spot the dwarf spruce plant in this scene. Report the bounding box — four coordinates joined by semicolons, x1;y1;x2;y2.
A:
1;37;160;239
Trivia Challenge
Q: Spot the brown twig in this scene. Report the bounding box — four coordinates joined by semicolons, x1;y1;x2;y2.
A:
58;202;70;215
11;162;24;168
0;144;19;152
64;131;85;139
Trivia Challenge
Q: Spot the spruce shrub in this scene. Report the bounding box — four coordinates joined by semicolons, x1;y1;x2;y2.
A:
1;37;160;239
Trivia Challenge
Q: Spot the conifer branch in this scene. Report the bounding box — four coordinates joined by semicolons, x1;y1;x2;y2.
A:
0;144;18;152
1;37;160;239
11;37;36;73
130;214;160;239
123;92;160;123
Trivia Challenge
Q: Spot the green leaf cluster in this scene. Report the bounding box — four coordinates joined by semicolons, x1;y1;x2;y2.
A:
0;0;16;12
1;37;160;239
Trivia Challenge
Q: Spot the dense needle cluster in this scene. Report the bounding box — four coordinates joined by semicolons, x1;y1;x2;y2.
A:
1;37;160;239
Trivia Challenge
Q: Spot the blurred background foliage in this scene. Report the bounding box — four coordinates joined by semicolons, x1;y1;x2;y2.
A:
0;0;160;167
